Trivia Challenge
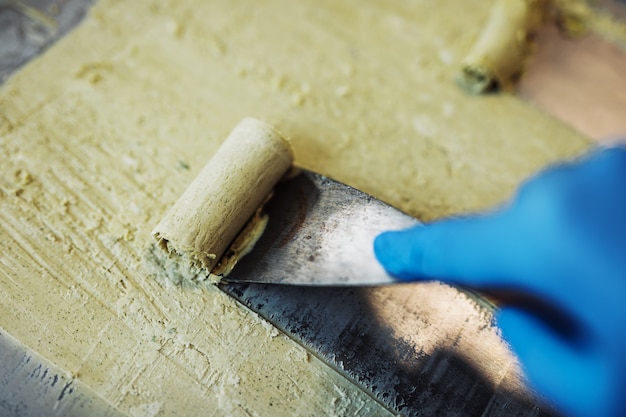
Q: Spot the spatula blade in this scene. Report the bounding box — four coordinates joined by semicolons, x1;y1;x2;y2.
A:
221;170;419;286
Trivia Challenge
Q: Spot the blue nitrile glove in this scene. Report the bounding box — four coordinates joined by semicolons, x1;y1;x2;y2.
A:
374;146;626;417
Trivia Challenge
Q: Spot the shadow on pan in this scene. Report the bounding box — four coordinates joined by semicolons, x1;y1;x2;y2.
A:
219;283;563;417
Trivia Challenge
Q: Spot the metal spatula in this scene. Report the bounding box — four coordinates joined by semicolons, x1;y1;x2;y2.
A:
221;169;419;286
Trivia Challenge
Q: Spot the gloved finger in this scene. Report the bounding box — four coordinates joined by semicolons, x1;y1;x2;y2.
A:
515;146;626;221
569;147;626;240
497;307;610;417
583;145;626;178
374;211;536;290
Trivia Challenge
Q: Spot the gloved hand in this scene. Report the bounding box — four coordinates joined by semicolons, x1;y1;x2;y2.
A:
374;146;626;417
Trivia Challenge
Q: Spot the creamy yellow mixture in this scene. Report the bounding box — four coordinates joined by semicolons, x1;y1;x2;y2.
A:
0;0;593;415
153;118;293;275
460;0;626;93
